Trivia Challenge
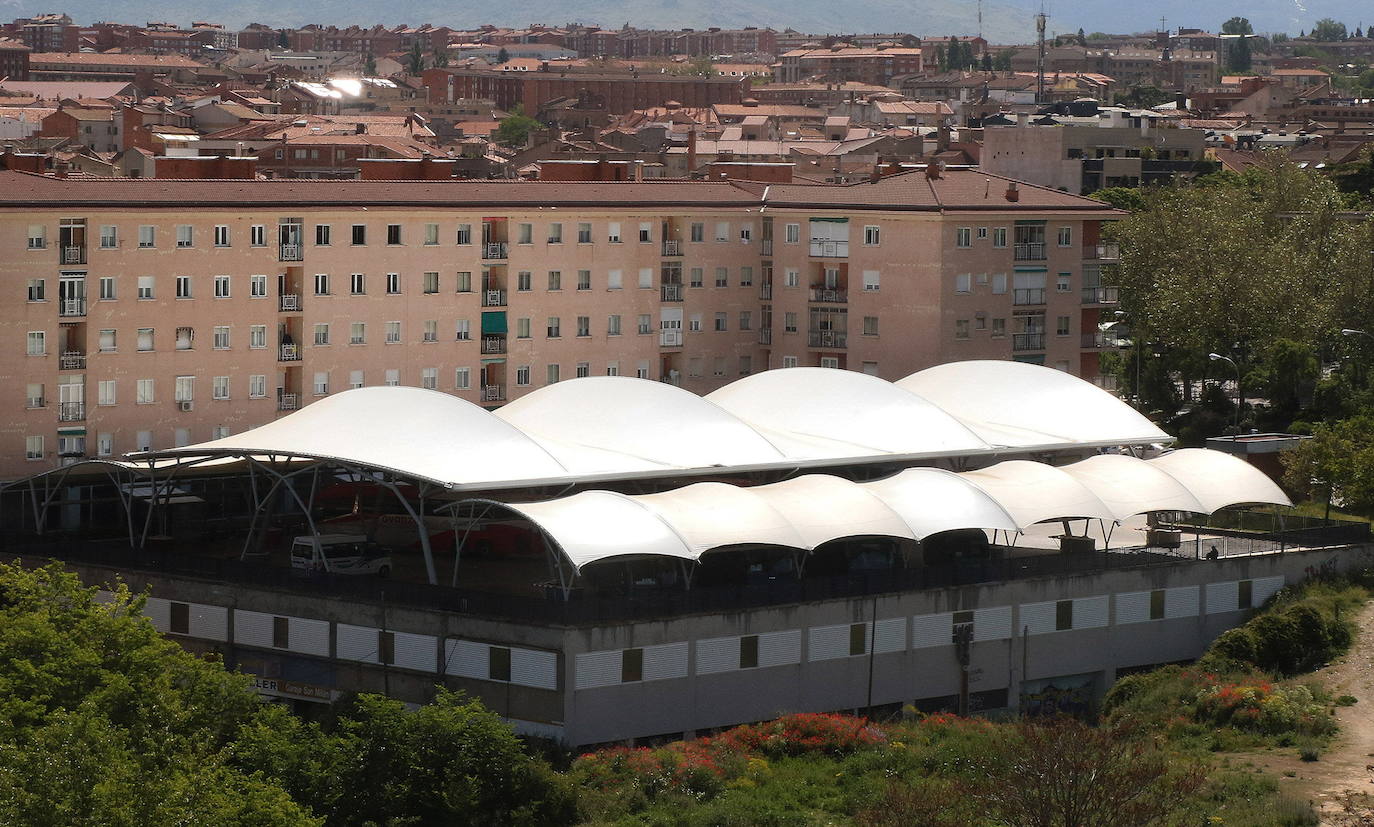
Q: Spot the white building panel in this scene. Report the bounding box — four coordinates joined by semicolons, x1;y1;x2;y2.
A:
757;629;801;667
337;623;380;664
1115;591;1151;625
642;642;689;681
874;617;906;653
911;612;953;648
695;636;740;675
1019;601;1058;635
1165;586;1200;618
445;639;487;680
392;631;437;673
1073;596;1109;629
973;606;1013;641
233;609;276;648
1253;576;1284;606
1206;581;1240;614
809;623;868;660
288;617;331;657
575;650;624;690
510;648;558;690
188;603;229;641
142;596;170;632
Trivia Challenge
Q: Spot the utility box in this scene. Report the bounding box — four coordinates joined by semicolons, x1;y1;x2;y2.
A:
1059;535;1096;554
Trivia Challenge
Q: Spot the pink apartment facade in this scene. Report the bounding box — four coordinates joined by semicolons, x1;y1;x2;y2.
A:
0;169;1121;478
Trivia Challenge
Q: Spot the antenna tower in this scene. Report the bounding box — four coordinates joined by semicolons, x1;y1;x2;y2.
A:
1035;11;1047;104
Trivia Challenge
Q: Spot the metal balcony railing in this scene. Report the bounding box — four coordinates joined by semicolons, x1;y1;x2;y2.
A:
277;392;300;411
1013;242;1046;261
1085;243;1120;261
279;343;300;361
279;243;302;262
760;239;773;256
482;288;507;307
759;284;773;300
59;297;86;317
808;287;847;303
659;330;683;347
809;240;849;258
61;246;85;265
757;328;773;345
807;330;847;348
58;401;85;422
661;240;682;256
661;284;683;302
1080;286;1119;305
480;336;506;355
59;351;86;370
483;242;508;260
482;384;505;402
1012;288;1046;306
1081;332;1122;349
279;294;302;312
1012;332;1046;351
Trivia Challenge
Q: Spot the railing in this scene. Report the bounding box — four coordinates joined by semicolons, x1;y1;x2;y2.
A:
482;384;505;402
483;242;508;260
757;328;773;345
60;351;86;370
277;392;299;411
661;284;683;302
1085;243;1120;261
661;240;681;256
1081;332;1120;349
1012;288;1046;306
760;239;773;256
279;294;301;312
279;243;302;262
808;287;847;303
659;330;683;347
809;240;849;258
808;330;847;348
759;284;773;300
59;297;86;317
58;401;85;422
1012;332;1045;351
1013;242;1046;261
279;343;300;361
482;289;506;307
61;245;85;265
480;336;506;355
1080;286;1119;305
1162;510;1370;549
1093;374;1120;391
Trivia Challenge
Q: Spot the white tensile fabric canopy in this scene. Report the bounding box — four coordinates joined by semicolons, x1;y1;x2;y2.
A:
132;363;1174;490
467;451;1290;571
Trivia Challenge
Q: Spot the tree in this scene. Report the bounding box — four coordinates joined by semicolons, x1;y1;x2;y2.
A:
408;40;425;75
1088;186;1147;211
1077;27;1087;46
1221;16;1253;35
277;30;289;49
364;53;376;76
1118;85;1171;108
497;46;510;64
493;104;541;147
1283;414;1374;513
1228;35;1253;73
433;47;449;68
981;52;993;71
993;48;1015;71
1313;18;1348;41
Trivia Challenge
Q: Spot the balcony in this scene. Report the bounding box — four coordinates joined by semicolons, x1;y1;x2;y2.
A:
1012;332;1045;351
1081;332;1121;349
279;343;300;361
761;239;773;256
808;287;847;303
808;330;847;349
279;294;302;312
1093;374;1120;391
809;240;849;258
277;392;300;411
757;328;773;345
1080;286;1119;305
61;246;86;265
1013;243;1046;261
661;240;682;256
480;335;506;355
482;384;506;403
482;288;507;307
58;401;85;422
659;330;683;347
58;297;86;317
279;244;303;262
59;351;86;370
1012;288;1046;306
483;242;508;260
759;284;773;300
1085;243;1120;261
661;284;683;302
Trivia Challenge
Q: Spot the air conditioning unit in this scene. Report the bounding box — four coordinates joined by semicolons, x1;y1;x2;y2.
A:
178;400;194;412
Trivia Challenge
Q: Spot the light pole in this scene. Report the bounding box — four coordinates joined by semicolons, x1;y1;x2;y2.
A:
1208;352;1240;429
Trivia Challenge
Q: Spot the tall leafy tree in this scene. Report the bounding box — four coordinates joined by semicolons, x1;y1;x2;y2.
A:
1221;16;1253;35
1313;18;1348;41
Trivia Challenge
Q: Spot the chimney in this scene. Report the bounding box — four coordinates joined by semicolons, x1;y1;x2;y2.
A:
925;160;941;180
869;159;881;183
687;126;697;172
355;122;366;134
1005;181;1020;202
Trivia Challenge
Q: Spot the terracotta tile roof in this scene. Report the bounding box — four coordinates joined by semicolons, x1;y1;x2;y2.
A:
29;52;204;69
763;169;1127;213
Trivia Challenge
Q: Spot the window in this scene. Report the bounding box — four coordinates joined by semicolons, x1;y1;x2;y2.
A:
213;225;230;247
516;318;531;339
547;317;561;338
136;328;154;352
313;372;329;395
421;367;438;389
456;224;471;245
386;273;400;295
24;330;44;357
862;270;880;292
517;271;532;292
97;433;113;456
864;225;881;245
607;269;623;290
714;312;727;332
607;222;621;243
315;224;331;246
25;436;43;461
1057;273;1071;293
385;321;401;343
546;364;560;385
384;369;399;386
690;222;704;242
715;267;728;288
174;376;194;402
576;316;590;337
636;222;652;243
250;325;266;349
516;366;530;386
26;278;44;302
386;224;402;245
992;318;1006;337
214;275;230;298
423;272;439;294
975;314;987;330
739;225;752;242
637;314;652;334
715;221;730;242
350;273;365;295
739;355;752;375
456;271;471;293
249;375;266;398
955;273;972;294
351;224;366;245
547;270;561;291
99;277;115;300
621;648;643;682
135;431;152;451
313;273;329;295
993;227;1007;248
577;270;591;291
636;361;650;379
99;225;117;248
547;223;562;243
488;646;511;681
1056;316;1071;336
577;223;592;243
1239;579;1253;609
423;320;438;342
138;225;155;248
1058;226;1072;246
739;311;752;330
250;275;266;298
638;268;652;289
576;362;590;378
176;225;193;248
607;315;622;336
98;329;116;352
849;623;867;656
785;223;800;243
690;268;704;288
955;319;970;339
606;362;619;376
250;225;265;246
425;223;440;246
1149;590;1166;620
213;326;230;349
783;312;798;333
27;224;45;249
784;268;799;288
1055;599;1073;631
212;376;229;400
136;379;154;404
863;316;879;336
350;322;366;344
97;380;115;406
956;227;972;248
688;314;702;332
977;227;988;239
455;319;470;341
455;367;471;390
175;276;192;299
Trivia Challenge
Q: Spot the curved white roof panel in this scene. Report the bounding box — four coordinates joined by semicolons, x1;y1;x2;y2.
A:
961;460;1118;525
495;377;785;473
503;491;697;570
633;482;807;554
898;361;1171;448
1060;454;1208;520
705;367;992;459
1149;449;1292;512
862;467;1021;537
747;475;918;548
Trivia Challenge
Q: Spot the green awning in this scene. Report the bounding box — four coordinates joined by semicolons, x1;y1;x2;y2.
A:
481;311;507;334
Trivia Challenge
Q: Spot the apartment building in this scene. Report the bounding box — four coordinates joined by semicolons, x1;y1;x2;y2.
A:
0;168;1120;477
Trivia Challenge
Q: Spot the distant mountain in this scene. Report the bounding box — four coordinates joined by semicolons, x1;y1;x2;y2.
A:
2;0;1371;44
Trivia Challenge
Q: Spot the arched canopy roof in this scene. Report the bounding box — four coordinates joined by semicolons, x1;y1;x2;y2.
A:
860;467;1021;537
897;361;1172;448
497;491;699;570
1059;454;1208;521
959;460;1118;525
745;475;918;548
1148;449;1292;512
632;482;807;555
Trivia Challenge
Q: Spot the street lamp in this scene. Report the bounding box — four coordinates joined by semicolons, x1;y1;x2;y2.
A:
1208;352;1240;429
1342;328;1371;339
